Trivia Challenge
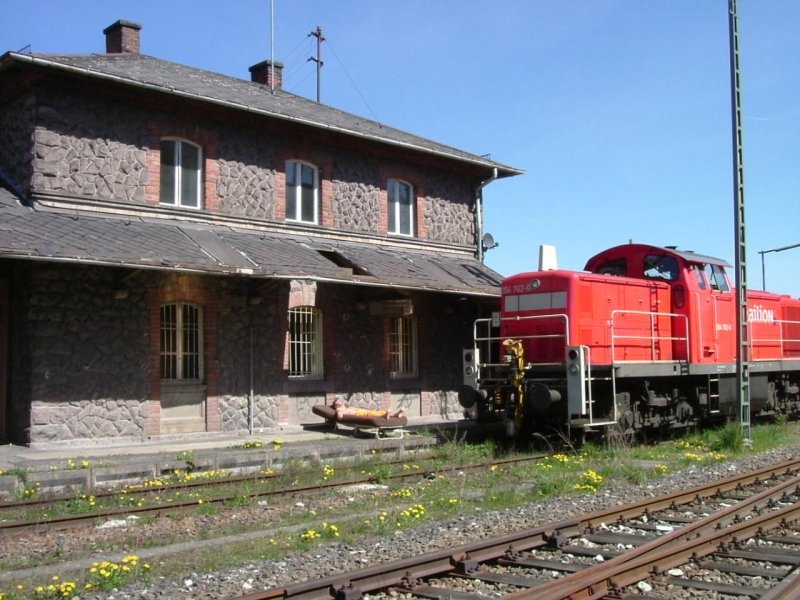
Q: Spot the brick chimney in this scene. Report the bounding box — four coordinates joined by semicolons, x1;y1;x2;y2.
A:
249;60;283;90
103;20;142;54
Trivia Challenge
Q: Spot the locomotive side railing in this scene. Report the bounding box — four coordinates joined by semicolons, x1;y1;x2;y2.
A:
610;309;690;364
472;314;571;373
751;317;800;361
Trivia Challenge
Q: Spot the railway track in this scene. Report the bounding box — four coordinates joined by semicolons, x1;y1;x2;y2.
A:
235;458;800;600
0;455;547;535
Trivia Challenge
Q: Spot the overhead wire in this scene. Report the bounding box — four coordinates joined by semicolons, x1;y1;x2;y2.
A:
325;39;379;121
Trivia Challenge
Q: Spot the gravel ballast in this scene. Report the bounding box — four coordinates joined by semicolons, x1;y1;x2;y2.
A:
59;443;800;600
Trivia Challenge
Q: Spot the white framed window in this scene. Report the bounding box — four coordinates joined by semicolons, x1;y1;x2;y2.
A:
160;139;203;208
288;306;323;378
160;303;203;381
285;160;319;224
388;179;414;236
390;315;417;377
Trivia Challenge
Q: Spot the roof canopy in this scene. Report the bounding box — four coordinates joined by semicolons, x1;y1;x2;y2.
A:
0;186;501;297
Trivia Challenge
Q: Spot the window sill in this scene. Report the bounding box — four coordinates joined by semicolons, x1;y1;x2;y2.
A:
160;381;207;391
388;377;419;391
286;377;330;394
286;218;320;227
159;202;202;211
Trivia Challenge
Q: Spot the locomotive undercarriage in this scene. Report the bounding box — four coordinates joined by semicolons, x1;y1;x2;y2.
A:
464;362;800;442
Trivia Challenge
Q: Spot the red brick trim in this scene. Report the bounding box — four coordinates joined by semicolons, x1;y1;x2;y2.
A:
379;166;427;239
377;187;389;234
145;274;220;438
145;121;219;211
276;146;333;227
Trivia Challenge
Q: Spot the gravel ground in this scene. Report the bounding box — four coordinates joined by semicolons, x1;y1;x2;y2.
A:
65;442;800;600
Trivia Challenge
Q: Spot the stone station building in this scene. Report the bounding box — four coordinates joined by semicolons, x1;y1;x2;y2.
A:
0;20;521;447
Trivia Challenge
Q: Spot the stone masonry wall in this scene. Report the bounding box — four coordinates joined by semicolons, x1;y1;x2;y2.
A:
215;279;288;432
13;260;485;445
332;153;381;233
0;94;35;194
424;171;475;245
216;129;277;219
23;86;477;247
25;264;149;445
6;262;32;445
31;88;149;202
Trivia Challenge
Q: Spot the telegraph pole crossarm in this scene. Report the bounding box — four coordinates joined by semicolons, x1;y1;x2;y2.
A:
308;26;325;103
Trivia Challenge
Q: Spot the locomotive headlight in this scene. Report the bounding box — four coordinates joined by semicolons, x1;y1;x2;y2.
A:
568;363;579;375
465;365;475;377
530;279;541;289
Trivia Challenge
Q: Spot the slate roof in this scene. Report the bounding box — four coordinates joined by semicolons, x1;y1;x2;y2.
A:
1;51;521;177
0;185;502;297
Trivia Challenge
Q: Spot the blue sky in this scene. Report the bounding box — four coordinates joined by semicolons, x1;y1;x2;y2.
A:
3;1;799;295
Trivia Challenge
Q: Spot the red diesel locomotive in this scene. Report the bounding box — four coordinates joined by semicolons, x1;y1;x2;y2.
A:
459;243;800;440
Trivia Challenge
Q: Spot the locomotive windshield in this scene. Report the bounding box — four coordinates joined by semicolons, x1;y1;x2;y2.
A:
643;254;679;281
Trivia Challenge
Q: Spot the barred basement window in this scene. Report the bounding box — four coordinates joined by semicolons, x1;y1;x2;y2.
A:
160;303;203;380
390;315;417;378
288;306;323;378
160;139;203;208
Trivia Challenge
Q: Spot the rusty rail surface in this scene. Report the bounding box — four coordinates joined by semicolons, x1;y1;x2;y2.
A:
509;472;800;599
234;457;800;600
0;455;548;535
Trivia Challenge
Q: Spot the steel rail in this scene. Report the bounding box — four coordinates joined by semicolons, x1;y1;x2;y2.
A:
0;455;549;535
0;454;546;513
232;457;800;600
511;474;800;599
534;496;800;600
759;571;800;600
0;453;442;511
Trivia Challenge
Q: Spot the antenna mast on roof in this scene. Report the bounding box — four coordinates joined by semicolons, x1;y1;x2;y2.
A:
308;26;325;102
270;0;275;93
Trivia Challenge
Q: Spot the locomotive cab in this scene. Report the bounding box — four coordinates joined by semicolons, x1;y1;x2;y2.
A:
585;244;737;365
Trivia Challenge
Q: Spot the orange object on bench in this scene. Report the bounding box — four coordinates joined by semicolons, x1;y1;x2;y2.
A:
312;402;407;438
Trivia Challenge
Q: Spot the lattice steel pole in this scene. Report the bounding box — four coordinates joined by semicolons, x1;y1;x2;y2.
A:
729;0;751;442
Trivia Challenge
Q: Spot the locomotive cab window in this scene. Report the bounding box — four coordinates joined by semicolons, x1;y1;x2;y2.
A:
690;264;707;290
595;257;626;276
643;255;679;281
704;263;730;292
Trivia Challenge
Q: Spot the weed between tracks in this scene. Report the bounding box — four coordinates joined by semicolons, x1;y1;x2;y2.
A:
1;422;799;598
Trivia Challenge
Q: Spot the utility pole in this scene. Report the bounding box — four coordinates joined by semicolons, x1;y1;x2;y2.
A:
758;242;800;290
308;26;325;103
729;0;750;443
